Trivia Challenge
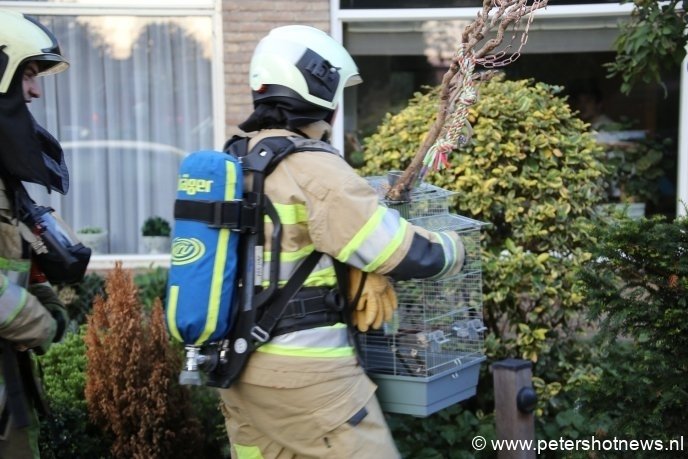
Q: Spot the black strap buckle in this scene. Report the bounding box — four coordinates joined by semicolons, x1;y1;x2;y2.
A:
209;201;242;229
324;289;345;312
288;299;308;319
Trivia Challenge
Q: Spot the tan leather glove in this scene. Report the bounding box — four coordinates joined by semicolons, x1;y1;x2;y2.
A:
349;267;398;333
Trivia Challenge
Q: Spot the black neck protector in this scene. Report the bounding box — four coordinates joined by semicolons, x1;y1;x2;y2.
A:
0;70;68;195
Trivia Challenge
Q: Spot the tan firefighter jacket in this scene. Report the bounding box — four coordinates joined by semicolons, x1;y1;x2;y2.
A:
243;121;464;365
0;176;58;426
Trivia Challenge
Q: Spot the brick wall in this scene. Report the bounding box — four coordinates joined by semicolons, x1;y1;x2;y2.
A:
222;0;330;139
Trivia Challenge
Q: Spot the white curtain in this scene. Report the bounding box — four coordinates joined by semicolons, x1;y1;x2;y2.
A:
27;15;214;253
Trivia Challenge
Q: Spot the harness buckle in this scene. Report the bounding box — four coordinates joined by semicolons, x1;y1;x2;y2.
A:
325;289;345;312
250;325;270;343
208;200;241;229
291;299;308;319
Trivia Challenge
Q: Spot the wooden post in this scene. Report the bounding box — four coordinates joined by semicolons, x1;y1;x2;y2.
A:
492;358;536;459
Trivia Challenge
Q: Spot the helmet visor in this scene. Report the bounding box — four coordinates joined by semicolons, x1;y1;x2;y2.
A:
34;55;70;76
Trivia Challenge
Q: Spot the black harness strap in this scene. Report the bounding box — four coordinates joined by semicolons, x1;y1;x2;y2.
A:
1;341;30;429
333;259;365;364
271;287;343;336
251;249;322;342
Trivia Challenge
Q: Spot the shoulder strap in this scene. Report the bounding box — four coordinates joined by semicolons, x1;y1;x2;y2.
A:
248;133;343;340
226;135;339;174
226;136;296;175
287;136;340;156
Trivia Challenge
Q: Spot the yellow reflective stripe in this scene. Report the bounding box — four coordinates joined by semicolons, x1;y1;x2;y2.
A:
440;231;457;275
233;444;264;459
260;265;335;288
364;219;408;272
257;325;353;357
0;284;27;328
167;285;183;342
264;244;314;263
256;343;355;358
195;160;237;345
337;206;386;262
264;202;308;225
196;228;230;346
304;265;336;286
281;244;313;261
0;274;8;297
304;266;337;287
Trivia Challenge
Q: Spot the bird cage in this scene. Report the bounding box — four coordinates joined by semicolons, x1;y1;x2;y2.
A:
359;176;487;417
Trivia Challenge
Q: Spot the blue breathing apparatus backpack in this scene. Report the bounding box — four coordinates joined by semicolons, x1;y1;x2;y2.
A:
165;135;341;388
166;150;242;346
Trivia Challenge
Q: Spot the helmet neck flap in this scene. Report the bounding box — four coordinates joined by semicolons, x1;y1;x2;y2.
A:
239;85;334;133
0;64;68;194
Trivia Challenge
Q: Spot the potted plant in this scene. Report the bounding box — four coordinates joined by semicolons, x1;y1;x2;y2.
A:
76;226;108;254
141;216;171;254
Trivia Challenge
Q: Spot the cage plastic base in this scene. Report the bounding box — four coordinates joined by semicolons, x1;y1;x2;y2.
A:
369;355;485;417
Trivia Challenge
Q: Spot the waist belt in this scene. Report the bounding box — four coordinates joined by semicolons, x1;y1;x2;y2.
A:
271;287;345;337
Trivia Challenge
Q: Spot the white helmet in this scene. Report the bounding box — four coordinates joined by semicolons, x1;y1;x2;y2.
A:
249;25;362;112
0;10;69;95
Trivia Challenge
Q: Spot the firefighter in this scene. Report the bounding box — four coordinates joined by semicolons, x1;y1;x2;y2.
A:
218;25;465;459
0;10;70;459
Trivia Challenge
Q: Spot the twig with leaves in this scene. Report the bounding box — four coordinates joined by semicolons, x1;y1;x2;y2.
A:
385;0;548;202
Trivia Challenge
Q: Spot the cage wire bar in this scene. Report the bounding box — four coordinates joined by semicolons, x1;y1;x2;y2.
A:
359;176;487;416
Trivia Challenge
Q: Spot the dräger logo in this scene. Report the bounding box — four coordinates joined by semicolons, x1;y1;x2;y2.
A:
171;237;206;265
178;174;213;195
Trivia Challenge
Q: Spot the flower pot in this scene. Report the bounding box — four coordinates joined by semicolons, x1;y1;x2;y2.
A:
77;231;108;254
142;236;171;254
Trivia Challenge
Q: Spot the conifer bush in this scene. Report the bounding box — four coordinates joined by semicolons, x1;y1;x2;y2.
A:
577;213;688;447
84;264;203;458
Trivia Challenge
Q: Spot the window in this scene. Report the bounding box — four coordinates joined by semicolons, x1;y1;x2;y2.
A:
341;14;680;217
340;0;620;8
4;2;221;254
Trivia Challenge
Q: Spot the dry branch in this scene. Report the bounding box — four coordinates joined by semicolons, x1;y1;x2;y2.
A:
385;0;548;202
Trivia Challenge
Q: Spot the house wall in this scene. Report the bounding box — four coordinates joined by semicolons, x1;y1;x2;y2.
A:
222;0;331;139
